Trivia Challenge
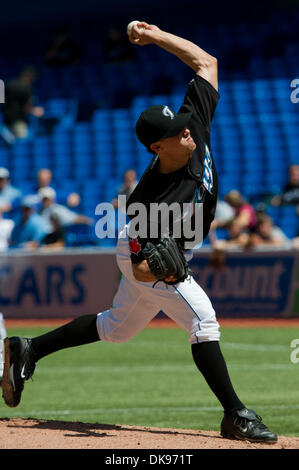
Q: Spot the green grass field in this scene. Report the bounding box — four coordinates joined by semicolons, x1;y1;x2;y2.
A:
1;325;299;437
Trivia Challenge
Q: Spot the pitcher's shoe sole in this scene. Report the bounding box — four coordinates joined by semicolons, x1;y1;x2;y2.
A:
221;430;278;444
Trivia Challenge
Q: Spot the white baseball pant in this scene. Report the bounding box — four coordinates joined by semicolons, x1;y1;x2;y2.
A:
96;228;220;344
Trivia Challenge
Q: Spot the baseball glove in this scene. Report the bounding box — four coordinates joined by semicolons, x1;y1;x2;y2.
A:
142;236;189;286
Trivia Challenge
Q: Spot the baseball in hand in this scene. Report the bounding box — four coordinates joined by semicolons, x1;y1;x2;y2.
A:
127;20;144;41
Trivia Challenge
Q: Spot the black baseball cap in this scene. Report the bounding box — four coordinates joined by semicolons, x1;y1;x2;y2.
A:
136;105;193;147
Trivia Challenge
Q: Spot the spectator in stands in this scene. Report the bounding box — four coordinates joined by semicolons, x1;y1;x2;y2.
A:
9;196;47;250
212;218;250;250
224;190;257;231
271;164;299;206
209;199;235;244
209;216;251;268
0;209;14;251
249;213;289;248
38;187;93;234
45;25;82;67
66;192;81;209
36;168;81;208
41;213;65;250
111;169;138;235
112;169;138;212
2;66;44;138
0;167;22;214
103;24;136;64
214;200;235;226
37;168;53;190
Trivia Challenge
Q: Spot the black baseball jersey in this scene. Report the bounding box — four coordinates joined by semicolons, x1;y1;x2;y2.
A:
127;75;220;263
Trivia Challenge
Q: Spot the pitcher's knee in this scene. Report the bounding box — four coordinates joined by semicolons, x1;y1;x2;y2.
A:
96;311;138;343
189;315;220;344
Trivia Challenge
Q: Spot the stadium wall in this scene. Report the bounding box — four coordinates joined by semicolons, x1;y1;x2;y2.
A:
0;249;119;318
0;248;299;319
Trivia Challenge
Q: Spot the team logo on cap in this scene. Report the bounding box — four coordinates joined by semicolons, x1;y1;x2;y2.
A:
162;106;174;119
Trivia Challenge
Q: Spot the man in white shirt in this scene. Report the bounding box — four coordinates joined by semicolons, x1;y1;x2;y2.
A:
0;209;14;251
0;167;22;214
38;187;92;234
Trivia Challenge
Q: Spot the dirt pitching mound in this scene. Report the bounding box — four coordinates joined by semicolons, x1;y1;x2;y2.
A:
0;418;298;449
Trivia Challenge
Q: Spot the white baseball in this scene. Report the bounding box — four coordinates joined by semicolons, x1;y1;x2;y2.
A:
127;20;143;37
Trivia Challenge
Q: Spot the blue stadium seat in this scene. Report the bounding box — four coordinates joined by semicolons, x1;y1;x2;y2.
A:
265;170;287;188
3;50;299;247
281;205;298;219
52;164;72;179
243;159;264;171
64;223;97;247
12;181;33;196
12;145;30;158
280;221;298;239
265;210;281;227
242;172;264;188
32;156;52;171
0;150;10;168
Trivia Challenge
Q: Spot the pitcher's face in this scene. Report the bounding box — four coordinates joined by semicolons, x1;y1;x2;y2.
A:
158;127;196;158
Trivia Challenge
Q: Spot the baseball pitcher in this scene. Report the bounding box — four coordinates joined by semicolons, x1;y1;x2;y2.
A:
1;22;277;443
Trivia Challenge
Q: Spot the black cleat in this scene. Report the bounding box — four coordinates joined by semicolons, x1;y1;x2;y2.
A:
2;337;36;407
221;408;278;444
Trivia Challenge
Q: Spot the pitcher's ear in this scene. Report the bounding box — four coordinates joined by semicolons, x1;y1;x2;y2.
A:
150;142;160;153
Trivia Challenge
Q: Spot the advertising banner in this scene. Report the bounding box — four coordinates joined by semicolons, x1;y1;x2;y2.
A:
0;249;119;318
1;248;299;318
190;250;297;317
